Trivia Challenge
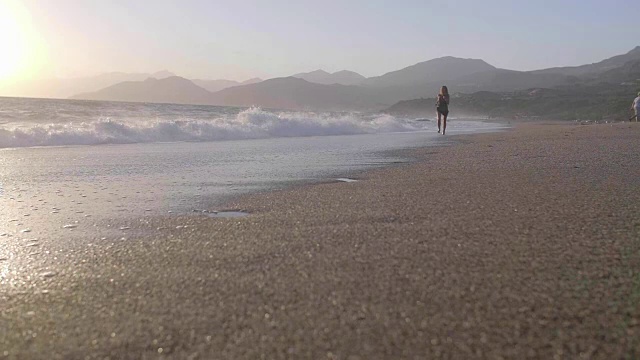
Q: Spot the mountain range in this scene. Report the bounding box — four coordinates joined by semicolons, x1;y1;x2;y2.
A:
191;78;263;93
72;76;214;105
530;46;640;77
3;71;177;99
29;47;640;112
0;70;262;100
362;57;496;87
292;70;366;86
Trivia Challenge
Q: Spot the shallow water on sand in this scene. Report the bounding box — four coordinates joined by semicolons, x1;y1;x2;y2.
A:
0;127;499;235
0;120;507;287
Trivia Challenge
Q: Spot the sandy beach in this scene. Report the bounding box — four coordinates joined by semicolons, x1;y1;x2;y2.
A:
2;122;640;359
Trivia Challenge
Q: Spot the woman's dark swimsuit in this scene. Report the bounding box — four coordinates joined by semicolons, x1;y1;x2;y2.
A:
437;96;449;116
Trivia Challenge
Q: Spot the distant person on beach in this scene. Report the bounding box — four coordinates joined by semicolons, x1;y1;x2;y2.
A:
436;86;450;134
632;92;640;122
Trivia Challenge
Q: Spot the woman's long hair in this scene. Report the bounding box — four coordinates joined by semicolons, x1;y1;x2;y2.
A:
439;86;449;96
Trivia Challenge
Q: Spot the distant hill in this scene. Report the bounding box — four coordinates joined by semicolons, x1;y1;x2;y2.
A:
293;69;366;85
2;71;176;99
241;78;263;85
209;77;383;111
292;70;331;83
331;71;367;85
192;78;264;93
449;69;572;93
581;59;640;84
150;70;177;79
192;79;243;93
71;76;212;105
531;46;640;77
363;57;496;87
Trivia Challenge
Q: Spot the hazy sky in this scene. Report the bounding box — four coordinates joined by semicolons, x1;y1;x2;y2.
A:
3;0;640;81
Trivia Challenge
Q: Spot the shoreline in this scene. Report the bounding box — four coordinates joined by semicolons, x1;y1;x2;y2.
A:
199;124;511;214
140;124;509;214
207;131;482;212
2;122;639;358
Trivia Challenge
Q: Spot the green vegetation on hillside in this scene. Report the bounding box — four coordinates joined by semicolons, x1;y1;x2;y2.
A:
385;60;640;121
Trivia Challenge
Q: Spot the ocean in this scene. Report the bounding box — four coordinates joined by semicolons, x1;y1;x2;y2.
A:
0;97;504;242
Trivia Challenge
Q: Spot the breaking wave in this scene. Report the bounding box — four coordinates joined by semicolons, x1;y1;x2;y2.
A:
0;107;429;149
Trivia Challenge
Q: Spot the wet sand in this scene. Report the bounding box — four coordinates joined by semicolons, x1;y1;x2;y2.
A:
2;123;640;359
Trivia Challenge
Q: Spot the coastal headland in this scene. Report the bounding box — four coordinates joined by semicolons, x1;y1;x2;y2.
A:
2;122;639;359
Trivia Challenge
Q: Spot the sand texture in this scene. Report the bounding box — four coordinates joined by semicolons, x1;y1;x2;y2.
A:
2;123;640;359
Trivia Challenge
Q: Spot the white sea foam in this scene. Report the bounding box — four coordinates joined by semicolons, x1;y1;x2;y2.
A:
0;107;430;148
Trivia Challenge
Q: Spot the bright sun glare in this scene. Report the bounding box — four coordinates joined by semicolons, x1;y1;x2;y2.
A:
0;0;43;81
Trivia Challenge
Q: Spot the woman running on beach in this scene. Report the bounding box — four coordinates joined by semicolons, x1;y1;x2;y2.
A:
436;86;450;134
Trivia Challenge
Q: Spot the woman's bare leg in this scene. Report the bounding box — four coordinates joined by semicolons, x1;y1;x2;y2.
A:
442;113;448;135
437;112;442;133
